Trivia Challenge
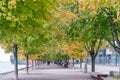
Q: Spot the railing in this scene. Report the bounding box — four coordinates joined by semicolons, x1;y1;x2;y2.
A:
0;67;26;76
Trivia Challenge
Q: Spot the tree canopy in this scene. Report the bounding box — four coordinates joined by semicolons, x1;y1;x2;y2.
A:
0;0;119;64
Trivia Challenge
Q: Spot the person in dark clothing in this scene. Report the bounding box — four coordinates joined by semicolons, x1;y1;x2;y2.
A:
63;61;68;68
47;61;50;65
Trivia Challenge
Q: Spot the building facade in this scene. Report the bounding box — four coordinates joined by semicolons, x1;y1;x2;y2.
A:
87;48;120;66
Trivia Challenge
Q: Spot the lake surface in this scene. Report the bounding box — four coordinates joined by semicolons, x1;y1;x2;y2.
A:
0;61;25;74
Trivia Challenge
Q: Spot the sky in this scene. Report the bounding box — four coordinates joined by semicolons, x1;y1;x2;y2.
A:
0;46;10;62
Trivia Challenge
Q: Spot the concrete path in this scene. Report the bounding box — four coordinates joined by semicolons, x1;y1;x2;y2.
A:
2;64;92;80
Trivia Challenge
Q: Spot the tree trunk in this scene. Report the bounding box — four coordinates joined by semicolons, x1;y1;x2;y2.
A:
37;59;39;68
91;57;95;72
80;59;82;69
25;54;29;74
67;59;69;66
73;58;75;68
35;59;37;68
13;44;18;80
40;60;42;64
32;59;33;69
34;59;36;68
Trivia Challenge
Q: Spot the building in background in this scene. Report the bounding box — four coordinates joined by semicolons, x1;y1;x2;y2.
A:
87;48;120;66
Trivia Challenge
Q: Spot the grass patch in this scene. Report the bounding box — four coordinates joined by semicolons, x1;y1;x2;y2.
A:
112;76;120;79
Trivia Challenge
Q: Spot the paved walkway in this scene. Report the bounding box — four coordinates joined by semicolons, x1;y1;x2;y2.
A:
2;64;92;80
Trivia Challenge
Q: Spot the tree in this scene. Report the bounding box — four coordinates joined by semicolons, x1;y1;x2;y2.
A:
95;7;120;55
0;0;57;79
77;0;120;72
57;0;105;72
63;41;85;68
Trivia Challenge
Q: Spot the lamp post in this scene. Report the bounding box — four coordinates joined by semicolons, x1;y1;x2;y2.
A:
119;54;120;76
84;52;88;73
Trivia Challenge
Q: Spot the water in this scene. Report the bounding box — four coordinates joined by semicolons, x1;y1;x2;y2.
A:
0;61;26;74
0;47;26;75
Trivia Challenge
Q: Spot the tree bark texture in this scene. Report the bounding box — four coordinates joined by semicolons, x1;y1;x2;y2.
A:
13;44;18;80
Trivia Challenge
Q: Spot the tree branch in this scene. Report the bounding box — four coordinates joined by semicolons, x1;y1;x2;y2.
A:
95;38;102;57
113;28;120;48
84;43;90;54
